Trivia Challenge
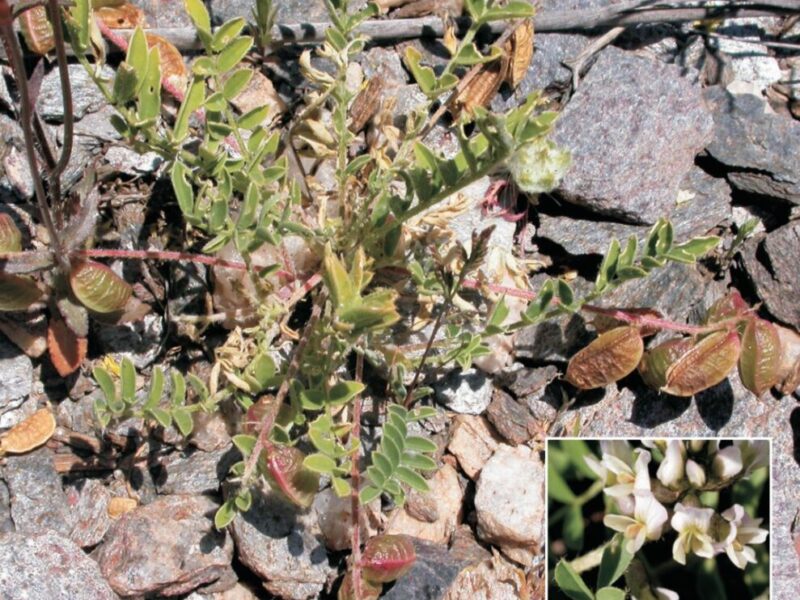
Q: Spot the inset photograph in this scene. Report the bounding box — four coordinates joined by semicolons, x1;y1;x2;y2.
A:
547;439;770;599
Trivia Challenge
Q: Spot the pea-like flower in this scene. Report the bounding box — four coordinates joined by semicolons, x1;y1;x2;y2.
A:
657;440;686;488
685;459;706;488
604;491;668;554
654;588;680;600
720;504;769;569
712;445;743;481
734;440;769;476
671;503;716;565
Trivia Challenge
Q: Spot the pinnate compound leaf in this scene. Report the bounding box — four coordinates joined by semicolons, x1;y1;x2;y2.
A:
360;534;416;583
663;330;741;397
565;326;643;389
0;408;55;454
554;560;594;600
70;261;132;313
265;445;319;508
0;214;22;252
0;274;41;311
738;317;782;396
47;315;87;376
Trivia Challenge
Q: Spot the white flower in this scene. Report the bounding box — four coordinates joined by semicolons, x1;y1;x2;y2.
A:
586;443;652;514
734;440;769;475
585;440;634;482
604;492;668;554
686;459;706;488
687;439;707;453
671;503;716;565
507;137;571;194
654;588;680;600
712;445;743;480
720;504;769;569
657;440;686;488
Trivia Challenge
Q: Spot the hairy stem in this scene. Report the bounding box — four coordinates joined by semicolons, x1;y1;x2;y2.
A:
350;351;364;600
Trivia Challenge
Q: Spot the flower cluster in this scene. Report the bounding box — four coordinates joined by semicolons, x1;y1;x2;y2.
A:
586;440;769;579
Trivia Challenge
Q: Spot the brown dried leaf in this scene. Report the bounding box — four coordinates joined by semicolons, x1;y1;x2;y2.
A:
738;317;782;396
95;4;146;29
47;314;88;377
565;326;644;390
0;408;56;455
107;496;138;518
349;76;385;133
146;33;188;94
452;50;510;118
663;330;740;397
19;5;55;55
508;19;534;88
638;337;693;390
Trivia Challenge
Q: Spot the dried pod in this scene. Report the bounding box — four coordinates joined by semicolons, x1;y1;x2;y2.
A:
0;408;56;455
19;5;54;55
565;326;644;390
337;571;382;600
349;76;385;133
507;19;534;88
638;337;693;390
592;308;663;337
70;261;132;314
775;325;800;395
242;394;276;435
738;317;782;396
0;213;22;252
47;314;88;377
360;534;416;583
704;290;748;324
107;496;138;518
95;4;147;29
263;445;320;508
663;330;740;397
452;50;510;117
146;33;188;94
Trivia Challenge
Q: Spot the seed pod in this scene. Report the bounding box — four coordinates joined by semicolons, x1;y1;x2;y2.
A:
507;19;534;88
95;4;147;29
738;317;782;396
663;330;740;397
146;33;188;95
775;325;800;395
349;75;385;133
565;326;644;390
0;408;55;455
263;445;319;508
452;50;510;117
704;290;748;324
70;261;132;314
360;534;416;583
638;337;694;390
19;5;55;55
107;496;138;518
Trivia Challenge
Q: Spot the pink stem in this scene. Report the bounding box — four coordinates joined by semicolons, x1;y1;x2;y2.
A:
580;304;740;335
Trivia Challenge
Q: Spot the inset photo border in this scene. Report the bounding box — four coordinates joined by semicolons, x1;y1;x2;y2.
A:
546;438;771;600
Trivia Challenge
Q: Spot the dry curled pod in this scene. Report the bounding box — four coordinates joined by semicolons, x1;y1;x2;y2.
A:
0;408;56;455
565;326;644;390
738;317;782;397
107;496;138;518
95;3;147;29
775;325;800;395
507;19;534;88
452;51;510;117
663;330;741;397
349;75;385;133
638;337;694;390
360;534;416;583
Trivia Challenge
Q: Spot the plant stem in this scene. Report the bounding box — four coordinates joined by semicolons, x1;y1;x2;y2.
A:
569;540;610;574
350;351;364;600
241;292;325;484
46;0;73;185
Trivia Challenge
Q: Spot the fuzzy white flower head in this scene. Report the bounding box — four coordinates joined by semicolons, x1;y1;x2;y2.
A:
604;491;668;555
507;137;570;194
720;504;769;569
657;440;686;488
685;459;707;488
734;440;769;476
712;445;743;480
671;503;716;565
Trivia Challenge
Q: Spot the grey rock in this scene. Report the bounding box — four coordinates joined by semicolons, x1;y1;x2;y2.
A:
705;87;800;204
154;446;237;496
381;538;472;600
741;223;800;329
536;167;731;256
37;65;108;122
0;333;33;415
359;46;408;89
0;478;13;534
103;146;163;175
230;488;334;600
131;0;192;28
474;444;545;566
95;494;235;597
0;531;118;599
711;19;782;92
4;448;73;536
67;478;112;548
56;394;100;436
210;0;330;25
434;368;493;415
552;47;713;223
94;312;165;369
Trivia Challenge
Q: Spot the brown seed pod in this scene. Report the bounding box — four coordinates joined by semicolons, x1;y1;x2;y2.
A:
95;4;147;29
452;50;510;118
507;19;534;88
738;317;782;397
146;33;188;95
0;408;56;455
107;496;138;518
349;75;385;133
565;326;644;390
663;330;741;397
18;5;54;56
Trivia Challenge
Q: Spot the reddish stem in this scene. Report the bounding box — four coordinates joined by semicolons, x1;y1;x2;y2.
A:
580;304;744;335
350;352;364;600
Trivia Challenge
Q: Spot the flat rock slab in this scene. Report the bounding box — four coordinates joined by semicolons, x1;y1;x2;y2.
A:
37;65;108;122
67;478;112;548
536;167;731;256
154;446;237;496
3;447;73;537
552;47;713;223
0;531;118;599
742;223;800;329
95;494;235;597
230;489;334;600
705;87;800;204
